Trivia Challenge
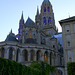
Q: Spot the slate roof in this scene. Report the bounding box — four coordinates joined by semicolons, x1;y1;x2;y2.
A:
5;33;18;42
59;16;75;25
54;32;63;47
25;17;36;28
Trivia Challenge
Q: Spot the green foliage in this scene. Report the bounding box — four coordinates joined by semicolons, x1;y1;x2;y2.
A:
0;58;55;75
0;58;41;75
29;61;56;75
67;62;75;75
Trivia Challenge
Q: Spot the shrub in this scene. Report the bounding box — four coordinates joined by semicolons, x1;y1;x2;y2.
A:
29;61;56;75
67;62;75;75
0;58;41;75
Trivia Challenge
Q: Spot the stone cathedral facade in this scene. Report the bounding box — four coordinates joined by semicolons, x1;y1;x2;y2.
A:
0;0;65;75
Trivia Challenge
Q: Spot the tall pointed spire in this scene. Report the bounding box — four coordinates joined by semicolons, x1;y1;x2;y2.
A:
37;6;39;15
21;11;24;20
10;29;12;34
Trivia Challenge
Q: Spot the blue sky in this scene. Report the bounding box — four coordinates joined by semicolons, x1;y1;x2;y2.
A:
0;0;75;41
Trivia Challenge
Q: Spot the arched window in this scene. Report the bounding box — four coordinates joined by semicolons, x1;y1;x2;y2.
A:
16;49;20;62
25;50;28;61
44;51;48;62
9;48;13;60
30;50;34;61
36;50;41;61
44;7;46;12
43;17;46;25
48;17;51;23
22;50;28;62
68;41;70;46
48;7;50;12
1;47;5;58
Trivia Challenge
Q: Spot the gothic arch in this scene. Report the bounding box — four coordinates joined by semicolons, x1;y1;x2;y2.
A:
1;47;5;58
30;50;35;61
44;7;46;12
58;70;63;75
8;47;15;60
36;50;41;61
44;51;48;62
22;50;28;62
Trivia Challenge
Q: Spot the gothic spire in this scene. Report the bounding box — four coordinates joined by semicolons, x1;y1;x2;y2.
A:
37;6;39;15
10;29;12;34
21;11;24;20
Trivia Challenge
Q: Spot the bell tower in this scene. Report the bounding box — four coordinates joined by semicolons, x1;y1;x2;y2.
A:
40;0;57;36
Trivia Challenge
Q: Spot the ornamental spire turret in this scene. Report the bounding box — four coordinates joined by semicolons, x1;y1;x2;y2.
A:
37;6;39;15
10;29;12;34
20;11;24;23
19;11;25;33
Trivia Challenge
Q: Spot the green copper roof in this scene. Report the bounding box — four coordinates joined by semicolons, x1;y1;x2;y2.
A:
42;0;50;6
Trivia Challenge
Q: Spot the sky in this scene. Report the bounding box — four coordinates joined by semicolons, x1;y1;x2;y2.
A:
0;0;75;41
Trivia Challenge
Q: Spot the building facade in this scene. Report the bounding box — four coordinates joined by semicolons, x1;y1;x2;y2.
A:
59;16;75;75
0;0;65;75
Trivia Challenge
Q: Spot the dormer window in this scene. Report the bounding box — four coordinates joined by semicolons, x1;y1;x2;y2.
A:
44;7;46;12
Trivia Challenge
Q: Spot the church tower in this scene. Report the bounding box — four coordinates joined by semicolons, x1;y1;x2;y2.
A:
35;0;57;36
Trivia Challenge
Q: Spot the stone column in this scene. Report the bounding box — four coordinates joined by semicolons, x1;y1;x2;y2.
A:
20;50;23;62
48;52;50;64
41;50;45;61
5;48;9;59
28;51;31;61
34;50;37;61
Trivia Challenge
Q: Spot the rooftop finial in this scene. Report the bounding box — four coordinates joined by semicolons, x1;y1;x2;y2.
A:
68;12;70;18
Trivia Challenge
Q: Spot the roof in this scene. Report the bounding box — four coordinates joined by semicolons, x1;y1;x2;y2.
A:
59;16;75;24
42;0;51;6
54;32;63;47
5;33;18;42
25;17;35;25
24;17;37;28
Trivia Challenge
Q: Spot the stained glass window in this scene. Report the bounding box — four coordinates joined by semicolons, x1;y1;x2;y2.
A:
48;17;51;23
43;17;46;25
44;7;46;12
48;7;50;12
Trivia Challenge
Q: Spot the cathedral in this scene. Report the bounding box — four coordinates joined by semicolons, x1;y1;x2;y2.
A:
0;0;65;75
